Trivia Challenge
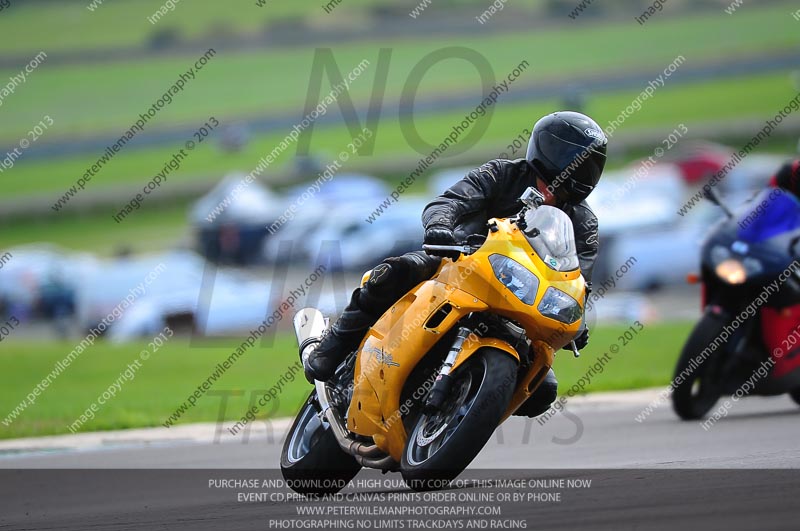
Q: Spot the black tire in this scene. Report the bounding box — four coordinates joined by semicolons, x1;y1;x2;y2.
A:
401;348;517;491
790;389;800;406
280;392;361;495
672;311;726;420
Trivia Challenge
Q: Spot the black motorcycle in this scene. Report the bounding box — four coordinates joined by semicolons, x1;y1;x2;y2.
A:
672;187;800;420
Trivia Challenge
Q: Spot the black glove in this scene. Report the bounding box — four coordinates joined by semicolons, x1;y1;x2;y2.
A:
424;224;459;259
564;327;589;351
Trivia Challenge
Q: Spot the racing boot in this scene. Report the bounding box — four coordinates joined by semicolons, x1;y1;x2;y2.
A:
304;255;439;383
303;298;374;383
512;369;558;417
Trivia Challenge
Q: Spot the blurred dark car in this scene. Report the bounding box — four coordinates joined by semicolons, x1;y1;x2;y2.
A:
0;245;96;334
190;173;284;265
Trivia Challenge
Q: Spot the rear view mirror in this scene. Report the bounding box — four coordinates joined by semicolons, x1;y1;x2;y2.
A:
520;187;545;208
703;185;720;205
702;184;734;218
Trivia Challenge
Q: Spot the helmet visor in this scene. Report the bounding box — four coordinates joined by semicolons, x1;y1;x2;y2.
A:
545;147;604;204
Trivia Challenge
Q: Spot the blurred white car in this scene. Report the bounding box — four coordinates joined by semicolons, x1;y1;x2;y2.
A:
588;165;689;233
302;198;427;271
262;174;389;265
105;274;273;341
587;164;718;291
77;250;276;340
716;154;786;204
75;250;204;330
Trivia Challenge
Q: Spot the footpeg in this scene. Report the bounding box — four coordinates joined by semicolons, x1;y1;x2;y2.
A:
298;337;321;366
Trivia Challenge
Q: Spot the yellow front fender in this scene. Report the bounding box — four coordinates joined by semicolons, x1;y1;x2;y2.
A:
450;336;556;422
450;336;520;373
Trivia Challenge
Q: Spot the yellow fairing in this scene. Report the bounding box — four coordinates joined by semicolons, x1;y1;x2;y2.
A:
348;280;486;460
348;218;585;461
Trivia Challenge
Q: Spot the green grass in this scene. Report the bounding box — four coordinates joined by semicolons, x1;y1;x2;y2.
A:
0;323;693;439
1;200;193;256
0;4;795;144
0;334;310;439
551;322;691;393
0;0;412;55
0;0;549;55
5;69;797;200
0;0;752;57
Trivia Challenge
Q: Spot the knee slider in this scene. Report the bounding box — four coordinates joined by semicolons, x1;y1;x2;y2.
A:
540;369;558;401
366;262;398;293
539;379;558;406
358;263;403;316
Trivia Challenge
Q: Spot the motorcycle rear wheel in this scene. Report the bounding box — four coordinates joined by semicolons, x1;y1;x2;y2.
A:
400;348;517;491
672;311;726;420
280;392;361;495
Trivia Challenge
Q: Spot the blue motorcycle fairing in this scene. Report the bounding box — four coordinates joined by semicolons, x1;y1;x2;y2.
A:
737;189;800;244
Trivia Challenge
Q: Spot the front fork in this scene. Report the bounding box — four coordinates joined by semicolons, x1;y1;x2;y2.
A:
424;327;473;412
425;321;525;414
705;304;762;383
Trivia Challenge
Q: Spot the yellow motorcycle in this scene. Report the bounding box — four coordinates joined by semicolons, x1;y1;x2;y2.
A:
281;187;586;492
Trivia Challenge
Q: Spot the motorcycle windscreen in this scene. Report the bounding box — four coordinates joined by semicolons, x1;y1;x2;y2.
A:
522;206;580;272
737;189;800;243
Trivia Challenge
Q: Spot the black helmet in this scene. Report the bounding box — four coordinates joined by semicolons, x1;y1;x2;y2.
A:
526;111;607;204
772;159;800;190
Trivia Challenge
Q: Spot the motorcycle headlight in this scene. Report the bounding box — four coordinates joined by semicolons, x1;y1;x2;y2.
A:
715;259;747;284
538;287;582;324
489;254;539;305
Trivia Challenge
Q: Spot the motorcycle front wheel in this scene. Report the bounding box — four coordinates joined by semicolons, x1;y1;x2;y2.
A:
401;348;517;491
672;311;726;420
280;392;361;495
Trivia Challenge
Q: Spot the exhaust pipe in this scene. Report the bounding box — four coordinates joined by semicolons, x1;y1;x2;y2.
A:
293;308;328;367
293;308;397;470
316;377;397;469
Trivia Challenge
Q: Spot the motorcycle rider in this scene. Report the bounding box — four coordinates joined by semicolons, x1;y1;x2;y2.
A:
305;111;608;417
770;159;800;197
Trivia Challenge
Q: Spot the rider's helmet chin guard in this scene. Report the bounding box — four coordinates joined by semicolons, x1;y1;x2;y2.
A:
526;111;608;205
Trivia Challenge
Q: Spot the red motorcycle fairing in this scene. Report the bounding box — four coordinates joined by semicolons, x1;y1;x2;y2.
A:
761;305;800;378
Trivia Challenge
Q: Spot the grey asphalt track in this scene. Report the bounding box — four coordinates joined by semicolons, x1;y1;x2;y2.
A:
2;393;799;530
3;392;799;469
